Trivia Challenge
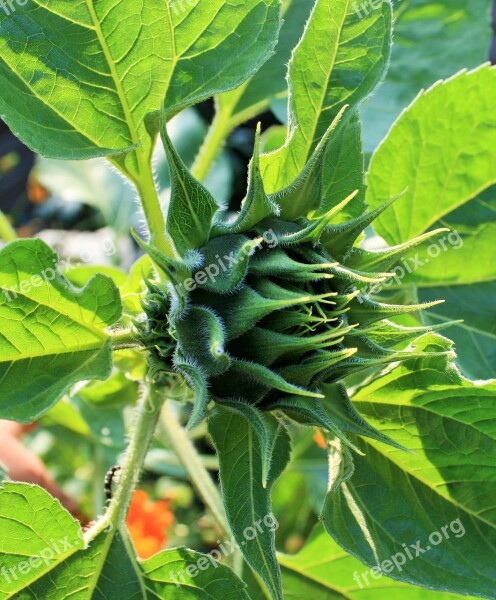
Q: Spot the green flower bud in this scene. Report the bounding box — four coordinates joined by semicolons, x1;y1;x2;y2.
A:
136;121;450;450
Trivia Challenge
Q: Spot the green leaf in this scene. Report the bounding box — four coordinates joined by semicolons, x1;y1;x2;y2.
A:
162;0;282;119
260;0;392;191
0;0;281;178
231;358;324;399
0;239;121;422
367;65;496;244
420;282;496;380
209;406;291;600
260;125;286;153
212;127;278;234
384;216;496;379
280;525;479;599
361;0;492;153
0;482;85;596
78;371;138;408
38;398;92;437
321;339;496;599
65;265;128;290
0;483;251;598
20;530;146;599
216;401;288;487
155;109;234;206
117;255;155;323
319;382;406;450
0;0;166;172
366;66;496;377
267;382;404;453
141;546;252;599
391;194;496;379
266;109;349;220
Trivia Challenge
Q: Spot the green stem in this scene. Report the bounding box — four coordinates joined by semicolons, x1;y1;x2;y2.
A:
112;147;175;258
0;210;17;243
158;401;230;534
110;329;141;350
86;383;164;541
109;384;163;526
191;86;272;183
191;110;234;182
134;160;175;258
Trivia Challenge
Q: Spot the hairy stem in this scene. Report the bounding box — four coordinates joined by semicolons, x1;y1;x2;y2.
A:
109;384;163;525
158;401;230;533
86;383;163;541
135;160;175;258
112;147;175;258
0;210;17;243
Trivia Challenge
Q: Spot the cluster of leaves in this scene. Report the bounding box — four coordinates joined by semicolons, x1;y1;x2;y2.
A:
0;0;495;599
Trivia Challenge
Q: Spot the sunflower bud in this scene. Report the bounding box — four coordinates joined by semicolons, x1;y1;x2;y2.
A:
136;119;449;451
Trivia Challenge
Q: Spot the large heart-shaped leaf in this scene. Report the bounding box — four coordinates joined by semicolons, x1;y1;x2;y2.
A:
280;526;478;599
0;239;121;422
0;482;249;598
321;337;496;599
0;0;281;177
361;0;492;152
366;65;496;378
367;65;496;244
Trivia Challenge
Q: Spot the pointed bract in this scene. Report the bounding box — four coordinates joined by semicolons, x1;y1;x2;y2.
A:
161;119;219;256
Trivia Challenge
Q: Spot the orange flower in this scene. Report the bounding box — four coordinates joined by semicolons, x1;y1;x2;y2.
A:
313;429;326;449
127;489;174;559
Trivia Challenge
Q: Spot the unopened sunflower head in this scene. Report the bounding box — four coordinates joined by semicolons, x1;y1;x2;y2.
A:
136;118;449;451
